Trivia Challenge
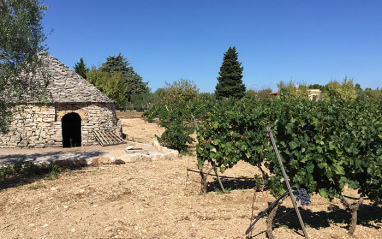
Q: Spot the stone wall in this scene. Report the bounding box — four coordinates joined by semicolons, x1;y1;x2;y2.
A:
0;102;118;148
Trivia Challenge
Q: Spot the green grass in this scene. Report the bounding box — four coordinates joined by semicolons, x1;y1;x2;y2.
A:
28;184;47;190
214;187;232;194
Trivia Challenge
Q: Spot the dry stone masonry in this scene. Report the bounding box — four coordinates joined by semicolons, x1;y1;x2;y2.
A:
0;103;118;148
0;54;121;148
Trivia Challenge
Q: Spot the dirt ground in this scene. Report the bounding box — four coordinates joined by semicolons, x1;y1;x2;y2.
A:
0;116;381;239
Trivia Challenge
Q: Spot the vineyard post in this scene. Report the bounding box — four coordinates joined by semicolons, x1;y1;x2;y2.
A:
192;113;225;193
267;127;310;239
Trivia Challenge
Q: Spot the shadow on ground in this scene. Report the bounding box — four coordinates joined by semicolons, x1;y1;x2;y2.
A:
0;174;54;192
207;176;258;192
0;151;102;166
271;202;382;232
0;151;102;191
204;175;382;235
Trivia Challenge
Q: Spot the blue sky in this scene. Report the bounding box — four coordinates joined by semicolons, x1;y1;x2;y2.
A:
42;0;382;93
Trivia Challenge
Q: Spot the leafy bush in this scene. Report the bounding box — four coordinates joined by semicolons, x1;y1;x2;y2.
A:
156;122;194;154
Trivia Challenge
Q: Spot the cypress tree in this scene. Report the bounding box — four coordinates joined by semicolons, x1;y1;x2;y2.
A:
73;57;89;79
215;46;246;99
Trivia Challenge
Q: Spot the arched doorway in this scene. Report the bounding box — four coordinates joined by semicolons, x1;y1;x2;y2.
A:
62;113;81;148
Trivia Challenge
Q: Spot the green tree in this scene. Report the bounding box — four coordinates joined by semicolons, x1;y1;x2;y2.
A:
322;77;357;100
73;57;89;79
0;0;48;133
308;84;325;91
159;79;199;105
153;88;166;101
100;53;149;101
198;92;216;102
215;46;246;100
86;67;128;108
256;88;272;100
278;81;309;101
86;53;149;109
129;91;154;111
354;83;367;100
246;88;272;100
365;87;382;100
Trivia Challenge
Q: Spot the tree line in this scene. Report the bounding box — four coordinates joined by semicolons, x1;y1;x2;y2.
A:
73;54;149;109
74;45;382;112
1;0;381;134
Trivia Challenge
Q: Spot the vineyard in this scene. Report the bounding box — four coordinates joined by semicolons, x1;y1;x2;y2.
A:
144;97;382;237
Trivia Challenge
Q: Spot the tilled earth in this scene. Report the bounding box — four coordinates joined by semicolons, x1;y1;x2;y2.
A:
0;118;381;239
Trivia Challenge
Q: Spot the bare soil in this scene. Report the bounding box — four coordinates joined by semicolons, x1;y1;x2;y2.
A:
0;116;381;239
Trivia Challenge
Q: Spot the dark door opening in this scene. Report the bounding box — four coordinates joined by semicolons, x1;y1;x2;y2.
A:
62;113;81;148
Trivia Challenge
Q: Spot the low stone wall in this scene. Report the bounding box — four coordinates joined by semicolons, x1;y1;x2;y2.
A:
0;102;119;148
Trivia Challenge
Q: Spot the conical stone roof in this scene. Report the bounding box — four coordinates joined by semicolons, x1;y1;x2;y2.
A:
42;54;113;103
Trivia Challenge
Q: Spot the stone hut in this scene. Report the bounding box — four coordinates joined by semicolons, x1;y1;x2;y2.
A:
0;54;121;148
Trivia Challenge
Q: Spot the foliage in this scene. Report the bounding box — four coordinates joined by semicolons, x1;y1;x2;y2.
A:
278;81;309;101
0;0;49;133
256;89;273;100
146;89;382;202
322;77;357;100
153;103;195;154
73;57;89;79
308;84;325;91
142;92;213;153
128;91;154;112
195;97;382;202
142;80;204;153
156;119;194;154
198;92;217;103
365;87;382;100
86;67;128;108
339;100;382;200
158;79;199;105
100;53;149;102
86;53;148;109
246;88;272;100
196;98;274;172
272;100;382;201
215;46;246;100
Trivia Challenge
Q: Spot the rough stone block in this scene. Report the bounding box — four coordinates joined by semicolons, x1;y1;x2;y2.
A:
85;158;93;166
92;157;100;166
17;140;28;147
153;141;160;150
101;157;109;164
